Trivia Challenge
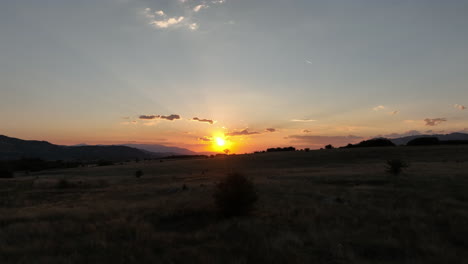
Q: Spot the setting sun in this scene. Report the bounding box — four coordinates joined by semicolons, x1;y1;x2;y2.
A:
215;137;226;147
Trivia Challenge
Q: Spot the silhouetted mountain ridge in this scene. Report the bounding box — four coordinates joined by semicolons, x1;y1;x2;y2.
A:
0;135;168;161
390;132;468;145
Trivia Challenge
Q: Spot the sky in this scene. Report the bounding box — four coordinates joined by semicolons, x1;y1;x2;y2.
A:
1;0;468;153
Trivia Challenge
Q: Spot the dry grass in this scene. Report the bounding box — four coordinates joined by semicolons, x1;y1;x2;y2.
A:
1;145;468;263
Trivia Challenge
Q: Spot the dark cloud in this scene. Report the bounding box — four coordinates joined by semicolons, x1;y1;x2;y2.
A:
265;128;276;132
160;114;180;121
139;115;158;120
198;136;212;142
226;129;260;136
303;129;312;133
424;118;447;126
139;114;181;121
287;135;363;147
192;117;214;124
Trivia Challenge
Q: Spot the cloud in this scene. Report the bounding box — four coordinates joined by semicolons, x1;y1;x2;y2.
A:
389;111;399;115
454;104;466;110
143;1;225;31
198;136;212;142
424;118;447;126
291;119;316;122
192;117;214;124
155;10;165;16
139;114;181;121
143;8;155;19
303;129;312;133
159;114;181;121
193;4;207;12
373;105;385;111
150;16;185;29
226;129;260;136
265;128;276;132
287;135;363;147
305;60;313;64
139;115;158;120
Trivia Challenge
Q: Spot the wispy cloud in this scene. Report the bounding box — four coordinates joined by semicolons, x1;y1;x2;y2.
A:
142;0;225;31
139;114;181;121
305;60;313;64
192;117;214;124
303;129;312;133
388;110;399;115
198;136;212;142
291;118;316;122
454;104;466;110
265;128;276;132
424;118;447;126
226;129;260;136
155;10;165;16
139;115;158;120
193;4;207;12
373;105;385;111
150;16;185;29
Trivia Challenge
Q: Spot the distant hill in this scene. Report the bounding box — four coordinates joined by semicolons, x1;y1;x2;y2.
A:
122;144;197;156
390;132;468;145
122;144;217;156
0;135;166;161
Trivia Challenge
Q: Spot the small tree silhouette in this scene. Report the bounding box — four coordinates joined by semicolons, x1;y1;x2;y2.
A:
386;159;409;175
223;149;230;155
135;170;143;178
325;144;334;149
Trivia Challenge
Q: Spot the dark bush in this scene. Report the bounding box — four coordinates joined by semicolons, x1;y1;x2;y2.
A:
97;160;114;166
0;168;14;178
135;170;143;178
325;144;334;149
385;159;409;175
214;172;258;217
56;179;75;189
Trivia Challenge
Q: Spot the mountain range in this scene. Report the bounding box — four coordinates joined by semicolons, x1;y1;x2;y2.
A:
389;132;468;145
0;135;179;161
1;133;468;161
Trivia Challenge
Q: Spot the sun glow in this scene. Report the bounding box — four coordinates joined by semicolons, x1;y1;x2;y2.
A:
210;133;233;152
215;137;226;147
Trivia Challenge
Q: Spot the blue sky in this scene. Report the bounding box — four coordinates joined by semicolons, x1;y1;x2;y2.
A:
1;0;467;152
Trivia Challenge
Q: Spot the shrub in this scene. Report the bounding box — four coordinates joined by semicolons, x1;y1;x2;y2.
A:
385;159;409;175
135;170;143;178
97;160;114;166
214;172;258;217
56;179;74;189
325;144;334;149
0;168;14;178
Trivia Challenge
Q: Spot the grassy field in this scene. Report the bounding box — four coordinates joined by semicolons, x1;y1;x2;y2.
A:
1;145;468;263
